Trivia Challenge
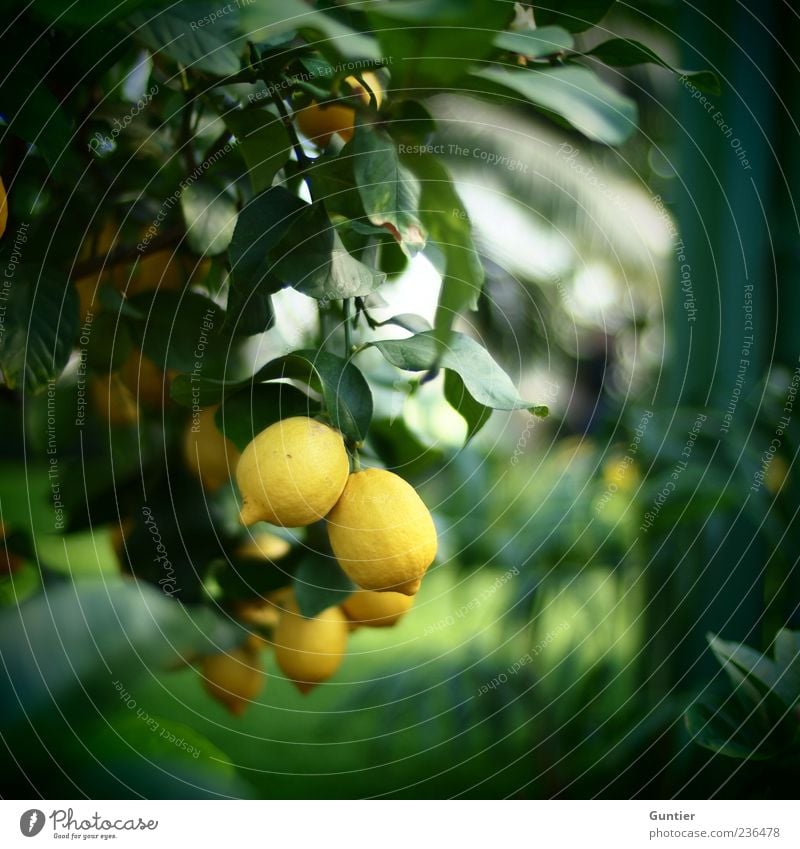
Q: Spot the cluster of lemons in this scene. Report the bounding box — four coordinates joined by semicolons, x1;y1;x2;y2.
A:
201;416;437;713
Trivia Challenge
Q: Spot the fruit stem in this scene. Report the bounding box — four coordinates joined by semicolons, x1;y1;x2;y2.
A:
270;91;311;173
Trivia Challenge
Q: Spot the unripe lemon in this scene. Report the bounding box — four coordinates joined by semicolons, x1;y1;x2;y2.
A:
342;589;414;627
184;406;240;492
236;417;349;528
295;71;383;147
0;177;8;238
327;468;436;595
201;646;264;716
90;373;138;426
273;595;348;694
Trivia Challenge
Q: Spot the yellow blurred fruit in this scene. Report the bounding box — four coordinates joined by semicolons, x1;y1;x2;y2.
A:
765;455;789;495
183;406;240;492
90;373;138;426
342;589;414;628
237;600;282;632
119;348;167;410
75;220;121;320
295;71;383;147
601;453;640;494
327;468;436;595
125;247;185;296
236;417;350;528
273;595;349;694
201;646;264;716
235;531;291;561
0;177;8;238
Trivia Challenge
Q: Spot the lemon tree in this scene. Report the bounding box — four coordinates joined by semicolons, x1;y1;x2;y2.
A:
0;0;715;741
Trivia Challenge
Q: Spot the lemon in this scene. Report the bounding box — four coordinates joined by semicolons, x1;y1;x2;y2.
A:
0;177;8;238
273;595;348;693
90;373;138;426
201;646;264;716
184;406;240;492
235;531;291;561
295;71;383;147
327;468;436;595
236;417;350;528
342;589;414;627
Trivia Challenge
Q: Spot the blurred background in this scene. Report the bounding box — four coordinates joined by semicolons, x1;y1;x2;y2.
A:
1;0;799;799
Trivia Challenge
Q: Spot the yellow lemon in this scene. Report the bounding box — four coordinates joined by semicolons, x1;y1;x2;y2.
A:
183;406;240;492
295;71;383;147
342;589;414;627
236;417;350;528
235;531;291;561
201;646;264;716
273;595;348;694
90;373;138;426
327;468;436;595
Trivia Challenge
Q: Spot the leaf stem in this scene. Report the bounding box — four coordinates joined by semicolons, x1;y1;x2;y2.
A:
270;91;310;171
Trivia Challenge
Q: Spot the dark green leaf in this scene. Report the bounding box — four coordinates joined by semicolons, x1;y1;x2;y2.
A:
585;38;721;95
494;26;574;58
271;202;386;300
181;181;237;256
685;699;770;760
225;108;290;193
173;350;373;443
125;289;227;373
374;331;546;439
29;0;165;26
224;284;274;337
535;0;616;33
129;3;244;76
0;266;78;392
216;383;320;451
84;312;132;374
293;556;355;618
368;0;511;88
0;580;242;730
385;100;437;146
402;155;484;349
444;370;493;442
472;64;638;146
351;126;426;257
0;72;80;180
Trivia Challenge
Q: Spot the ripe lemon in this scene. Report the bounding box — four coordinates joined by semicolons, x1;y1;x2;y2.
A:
90;373;138;426
342;589;414;628
201;646;264;716
184;406;240;492
327;468;436;595
235;531;291;561
236;417;350;528
0;177;8;238
295;71;383;147
273;595;348;693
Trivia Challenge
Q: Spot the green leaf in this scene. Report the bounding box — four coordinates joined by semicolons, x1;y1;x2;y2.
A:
227;186;305;301
84;312;133;374
293;556;355;618
444;370;493;442
0;580;242;730
494;26;574;58
271;202;386;301
225;108;290;193
709;633;783;699
685;699;771;760
472;64;638;146
181;181;237;256
125;289;227;373
351;126;426;257
28;0;165;26
0;266;78;392
173;350;373;443
585;38;721;95
385;100;437;147
374;331;546;439
535;0;616;33
216;383;320;451
129;3;244;76
400;155;484;347
0;71;80;180
368;0;511;88
224;285;274;337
